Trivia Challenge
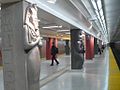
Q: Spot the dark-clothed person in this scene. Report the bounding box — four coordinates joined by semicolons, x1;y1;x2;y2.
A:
50;42;59;66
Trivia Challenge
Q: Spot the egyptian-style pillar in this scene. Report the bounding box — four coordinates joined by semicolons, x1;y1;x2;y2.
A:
1;1;41;90
70;29;84;69
24;3;42;90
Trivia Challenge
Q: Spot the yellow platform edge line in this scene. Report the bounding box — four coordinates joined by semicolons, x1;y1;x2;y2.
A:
108;48;120;90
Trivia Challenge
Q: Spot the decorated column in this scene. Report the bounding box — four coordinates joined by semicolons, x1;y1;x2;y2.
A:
70;29;84;69
1;1;42;90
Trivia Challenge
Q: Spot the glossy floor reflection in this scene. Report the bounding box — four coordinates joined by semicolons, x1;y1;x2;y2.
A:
0;55;71;90
41;49;109;90
0;49;109;90
40;55;70;80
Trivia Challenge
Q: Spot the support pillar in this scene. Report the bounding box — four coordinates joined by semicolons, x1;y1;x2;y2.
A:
85;35;94;60
46;38;58;60
1;1;41;90
94;38;98;55
46;38;53;60
1;1;27;90
54;38;58;47
65;40;70;55
70;29;84;69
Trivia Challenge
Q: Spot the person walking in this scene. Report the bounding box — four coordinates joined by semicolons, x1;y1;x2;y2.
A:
50;42;59;66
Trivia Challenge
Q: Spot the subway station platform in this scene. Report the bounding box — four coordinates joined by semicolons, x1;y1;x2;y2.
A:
0;48;110;90
40;48;109;90
1;0;120;90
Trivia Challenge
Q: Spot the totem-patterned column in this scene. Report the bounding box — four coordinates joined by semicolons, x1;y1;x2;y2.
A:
70;29;84;69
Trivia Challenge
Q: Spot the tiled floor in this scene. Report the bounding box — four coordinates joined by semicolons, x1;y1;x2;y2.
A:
0;55;71;90
0;48;109;90
41;49;109;90
40;55;70;80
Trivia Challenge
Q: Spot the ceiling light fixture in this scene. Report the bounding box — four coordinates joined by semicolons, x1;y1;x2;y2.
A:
91;0;107;41
91;0;97;10
42;25;62;29
65;32;70;35
47;0;57;4
57;30;70;32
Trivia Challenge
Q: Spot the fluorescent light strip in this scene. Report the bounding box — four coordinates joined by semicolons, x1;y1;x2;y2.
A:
97;0;102;10
57;30;70;32
91;0;97;10
42;25;62;29
65;32;70;34
100;9;103;16
47;0;56;4
92;0;107;40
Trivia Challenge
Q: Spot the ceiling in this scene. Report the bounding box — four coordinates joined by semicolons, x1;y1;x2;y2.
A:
0;0;72;40
1;0;120;42
27;0;102;41
38;8;72;40
38;0;120;42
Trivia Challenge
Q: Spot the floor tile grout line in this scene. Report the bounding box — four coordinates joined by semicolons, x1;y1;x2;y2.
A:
40;65;70;88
